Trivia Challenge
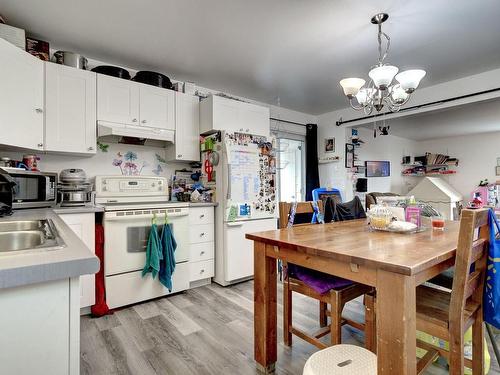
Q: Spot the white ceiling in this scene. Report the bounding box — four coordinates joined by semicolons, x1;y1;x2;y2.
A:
2;0;500;114
360;98;500;141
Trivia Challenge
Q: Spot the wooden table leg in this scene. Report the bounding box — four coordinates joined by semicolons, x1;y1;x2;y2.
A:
254;241;277;373
376;270;417;375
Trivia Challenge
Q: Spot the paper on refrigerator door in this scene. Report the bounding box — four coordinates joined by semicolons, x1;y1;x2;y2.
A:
228;149;260;202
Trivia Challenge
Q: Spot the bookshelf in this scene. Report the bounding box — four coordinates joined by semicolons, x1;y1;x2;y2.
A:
401;153;459;177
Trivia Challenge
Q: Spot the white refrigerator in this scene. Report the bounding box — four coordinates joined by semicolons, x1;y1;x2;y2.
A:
209;131;277;286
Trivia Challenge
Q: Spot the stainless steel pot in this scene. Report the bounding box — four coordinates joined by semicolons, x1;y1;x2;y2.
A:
53;51;88;70
58;190;92;207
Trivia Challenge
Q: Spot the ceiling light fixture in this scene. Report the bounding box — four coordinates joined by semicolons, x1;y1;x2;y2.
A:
339;13;426;114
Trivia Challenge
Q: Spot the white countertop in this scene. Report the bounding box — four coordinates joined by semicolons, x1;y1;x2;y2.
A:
0;208;99;290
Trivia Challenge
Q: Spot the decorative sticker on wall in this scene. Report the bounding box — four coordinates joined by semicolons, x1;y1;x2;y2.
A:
111;151;149;175
152;153;167;175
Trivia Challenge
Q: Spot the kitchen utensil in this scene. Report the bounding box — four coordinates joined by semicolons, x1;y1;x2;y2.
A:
91;65;131;80
208;150;220;166
53;51;88;69
132;71;173;89
204;157;213;182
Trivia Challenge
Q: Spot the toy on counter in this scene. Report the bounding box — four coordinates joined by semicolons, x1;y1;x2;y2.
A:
468;191;484;209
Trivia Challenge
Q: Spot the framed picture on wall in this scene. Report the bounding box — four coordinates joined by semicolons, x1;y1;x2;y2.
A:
345;143;354;168
324;138;335;153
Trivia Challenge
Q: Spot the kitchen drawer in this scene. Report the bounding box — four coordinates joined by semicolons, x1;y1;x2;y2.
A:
189;242;214;262
189;207;214;225
189;260;214;282
105;263;189;309
190;224;214;244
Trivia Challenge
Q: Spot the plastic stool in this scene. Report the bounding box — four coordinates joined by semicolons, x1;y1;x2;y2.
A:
303;344;377;375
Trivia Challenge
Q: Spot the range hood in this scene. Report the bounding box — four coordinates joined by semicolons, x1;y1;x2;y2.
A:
97;122;174;147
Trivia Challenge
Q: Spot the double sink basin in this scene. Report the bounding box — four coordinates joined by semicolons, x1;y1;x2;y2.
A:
0;219;66;254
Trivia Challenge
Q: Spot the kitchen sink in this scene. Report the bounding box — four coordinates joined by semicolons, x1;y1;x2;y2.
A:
0;219;65;254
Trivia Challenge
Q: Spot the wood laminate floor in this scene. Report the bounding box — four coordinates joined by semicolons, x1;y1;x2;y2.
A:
81;280;500;375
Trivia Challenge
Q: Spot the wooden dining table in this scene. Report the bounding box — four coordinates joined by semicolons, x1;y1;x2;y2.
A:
246;218;460;374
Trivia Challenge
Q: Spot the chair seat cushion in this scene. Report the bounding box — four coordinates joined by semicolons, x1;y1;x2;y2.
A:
288;264;354;294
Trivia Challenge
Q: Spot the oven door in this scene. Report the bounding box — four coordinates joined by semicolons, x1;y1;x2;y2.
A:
103;207;189;276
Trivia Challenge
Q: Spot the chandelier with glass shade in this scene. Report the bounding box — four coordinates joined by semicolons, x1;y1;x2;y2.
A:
339;13;426;114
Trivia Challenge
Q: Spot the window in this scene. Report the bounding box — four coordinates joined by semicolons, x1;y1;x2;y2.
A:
277;138;305;202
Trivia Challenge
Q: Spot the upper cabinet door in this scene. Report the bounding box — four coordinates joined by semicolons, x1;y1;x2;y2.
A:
97;74;139;126
45;63;97;154
239;102;270;137
175;92;200;162
0;38;44;150
139;85;175;130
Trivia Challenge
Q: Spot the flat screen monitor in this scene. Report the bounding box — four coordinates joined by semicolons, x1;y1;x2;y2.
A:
365;161;390;177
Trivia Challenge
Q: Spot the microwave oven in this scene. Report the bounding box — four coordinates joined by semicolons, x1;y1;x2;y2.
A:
0;168;57;209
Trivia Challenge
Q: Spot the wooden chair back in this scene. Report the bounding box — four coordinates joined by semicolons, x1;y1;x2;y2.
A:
449;208;490;328
278;201;324;229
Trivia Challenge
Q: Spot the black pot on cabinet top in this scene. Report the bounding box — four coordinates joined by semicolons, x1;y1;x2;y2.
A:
132;71;173;89
91;65;131;80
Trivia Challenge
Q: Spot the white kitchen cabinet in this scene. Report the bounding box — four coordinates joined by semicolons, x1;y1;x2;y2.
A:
45;63;97;154
97;74;176;132
58;212;96;308
200;94;270;136
0;37;44;150
97;74;139;126
139;84;175;130
0;277;80;375
188;206;215;285
166;92;200;162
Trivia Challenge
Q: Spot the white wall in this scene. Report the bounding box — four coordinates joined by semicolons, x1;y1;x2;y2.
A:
416;131;500;199
317;109;351;199
354;128;418;194
1;144;187;181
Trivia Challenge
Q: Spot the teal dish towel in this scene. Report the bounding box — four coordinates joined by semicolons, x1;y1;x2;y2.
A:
142;223;161;279
159;224;177;292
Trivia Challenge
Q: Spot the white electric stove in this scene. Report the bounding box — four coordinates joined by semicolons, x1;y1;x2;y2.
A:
95;175;190;309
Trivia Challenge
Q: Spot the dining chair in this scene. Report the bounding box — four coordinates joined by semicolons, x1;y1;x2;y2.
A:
279;201;373;349
414;208;490;374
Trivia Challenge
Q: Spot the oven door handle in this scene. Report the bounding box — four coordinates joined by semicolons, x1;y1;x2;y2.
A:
104;211;189;221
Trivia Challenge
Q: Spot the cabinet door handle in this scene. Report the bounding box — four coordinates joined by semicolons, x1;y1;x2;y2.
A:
200;251;205;256
132;118;138;122
177;154;183;158
200;269;205;274
200;214;205;219
200;232;205;237
35;108;43;113
141;120;147;124
37;143;43;148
